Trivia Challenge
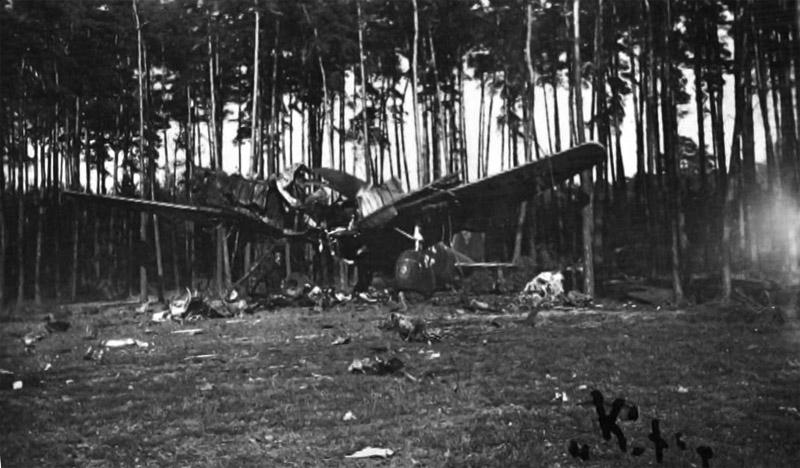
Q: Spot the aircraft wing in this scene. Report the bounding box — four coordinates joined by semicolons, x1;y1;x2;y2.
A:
357;143;606;231
449;142;605;208
62;191;312;238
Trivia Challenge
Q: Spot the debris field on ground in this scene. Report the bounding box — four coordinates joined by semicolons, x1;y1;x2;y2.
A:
1;284;799;467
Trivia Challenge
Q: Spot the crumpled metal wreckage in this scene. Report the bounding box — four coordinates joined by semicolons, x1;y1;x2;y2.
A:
64;144;605;295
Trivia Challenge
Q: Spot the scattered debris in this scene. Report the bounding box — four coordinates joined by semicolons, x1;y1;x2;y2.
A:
151;310;169;322
553;391;569;403
565;290;593;307
103;338;150;348
520;270;565;305
418;349;441;360
467;298;493;311
21;313;71;349
310;373;334;381
84;346;104;361
166;290;233;320
379;313;441;342
183;354;220;362
348;356;405;376
199;382;215;392
343;411;356;421
676;385;689;393
331;336;351;346
779;406;800;418
294;334;321;341
345;447;395;459
22;329;48;347
171;328;204;336
169;289;193;317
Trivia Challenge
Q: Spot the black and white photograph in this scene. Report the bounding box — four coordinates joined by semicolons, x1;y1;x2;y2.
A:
1;0;799;465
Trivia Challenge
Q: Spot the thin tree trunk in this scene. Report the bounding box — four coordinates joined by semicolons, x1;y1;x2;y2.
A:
694;3;707;191
753;31;777;190
34;199;43;305
250;4;260;177
573;0;585;144
411;0;424;187
552;78;562;152
484;72;496;174
16;193;24;308
269;19;280;175
660;0;683;303
134;0;148;302
525;0;536;162
573;0;593;296
477;74;486;176
0;191;5;311
513;201;528;263
357;0;372;183
428;32;444;180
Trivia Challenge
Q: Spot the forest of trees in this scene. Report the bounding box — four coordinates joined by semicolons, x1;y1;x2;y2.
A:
1;0;799;311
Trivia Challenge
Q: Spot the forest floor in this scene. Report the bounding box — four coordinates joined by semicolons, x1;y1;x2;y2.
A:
1;294;799;467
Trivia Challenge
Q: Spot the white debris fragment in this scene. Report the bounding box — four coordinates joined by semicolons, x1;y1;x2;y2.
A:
12;380;23;390
103;338;150;348
520;271;565;303
151;310;169;322
345;447;395;459
169;288;193;317
343;411;356;421
331;336;351;346
170;328;204;336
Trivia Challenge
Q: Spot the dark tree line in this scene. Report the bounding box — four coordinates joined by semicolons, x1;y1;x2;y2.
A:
1;0;799;310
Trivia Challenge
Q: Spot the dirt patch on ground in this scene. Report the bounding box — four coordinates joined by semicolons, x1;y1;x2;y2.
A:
1;297;799;467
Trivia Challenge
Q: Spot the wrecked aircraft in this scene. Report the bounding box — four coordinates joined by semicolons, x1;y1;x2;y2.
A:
65;143;605;294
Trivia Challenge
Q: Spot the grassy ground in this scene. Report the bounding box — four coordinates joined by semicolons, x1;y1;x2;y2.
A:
1;297;799;467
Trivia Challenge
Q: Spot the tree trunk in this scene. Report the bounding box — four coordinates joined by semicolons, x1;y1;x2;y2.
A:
208;32;220;170
71;211;79;301
34;197;43;305
428;32;444;180
269;19;280;175
694;4;707;191
0;191;5;312
573;0;585;144
477;74;486;176
525;0;536;162
513;201;528;263
573;0;593;295
660;0;684;303
753;31;777;190
411;0;425;187
357;0;373;183
552;77;562;152
250;5;260;177
16;193;24;308
134;0;148;302
484;72;496;174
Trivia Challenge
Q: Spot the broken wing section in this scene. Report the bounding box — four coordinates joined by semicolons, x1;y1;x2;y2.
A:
362;143;605;232
450;142;605;209
62;191;310;238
